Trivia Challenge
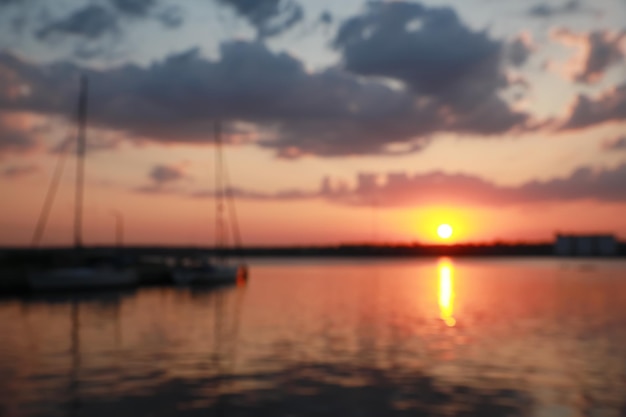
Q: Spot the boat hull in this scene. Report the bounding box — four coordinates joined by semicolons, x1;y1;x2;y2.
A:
172;264;246;286
28;267;138;291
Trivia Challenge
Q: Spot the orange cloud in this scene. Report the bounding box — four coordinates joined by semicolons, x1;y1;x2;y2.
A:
550;28;626;84
0;111;45;155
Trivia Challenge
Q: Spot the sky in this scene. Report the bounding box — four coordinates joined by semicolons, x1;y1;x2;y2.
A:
0;0;625;247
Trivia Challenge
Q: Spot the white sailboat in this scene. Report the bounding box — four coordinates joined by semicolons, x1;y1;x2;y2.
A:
172;122;248;286
28;76;138;291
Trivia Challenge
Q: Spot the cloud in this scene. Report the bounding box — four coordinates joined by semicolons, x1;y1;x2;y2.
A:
186;163;626;207
191;187;317;201
602;135;626;151
49;133;123;155
29;0;177;48
0;44;434;157
335;3;499;97
323;165;626;206
528;0;582;17
216;0;304;39
0;31;532;158
0;113;38;155
0;123;36;153
0;0;19;6
320;11;333;25
109;0;181;28
149;164;187;185
0;2;536;159
332;2;529;134
109;0;156;17
36;5;119;40
551;28;626;84
157;5;184;29
134;163;190;193
1;164;37;178
561;82;626;130
506;32;535;67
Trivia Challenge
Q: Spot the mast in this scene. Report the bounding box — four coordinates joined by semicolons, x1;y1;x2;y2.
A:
74;75;88;249
213;120;245;266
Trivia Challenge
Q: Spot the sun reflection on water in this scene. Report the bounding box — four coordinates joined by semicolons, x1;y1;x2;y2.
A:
438;258;456;327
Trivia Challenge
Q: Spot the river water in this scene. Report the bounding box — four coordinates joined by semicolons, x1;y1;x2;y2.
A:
1;258;625;416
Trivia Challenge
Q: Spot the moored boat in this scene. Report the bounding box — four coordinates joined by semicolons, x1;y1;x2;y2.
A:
171;121;248;287
27;75;138;292
172;257;247;286
28;266;137;291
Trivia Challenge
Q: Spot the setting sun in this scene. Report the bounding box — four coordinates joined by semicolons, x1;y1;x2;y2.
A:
437;224;453;239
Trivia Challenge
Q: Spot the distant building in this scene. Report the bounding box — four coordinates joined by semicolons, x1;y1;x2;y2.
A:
555;234;617;256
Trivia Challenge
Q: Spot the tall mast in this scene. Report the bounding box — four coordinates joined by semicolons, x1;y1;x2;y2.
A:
74;75;88;249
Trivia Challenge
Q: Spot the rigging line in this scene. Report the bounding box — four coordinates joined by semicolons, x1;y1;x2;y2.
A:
31;136;73;247
74;75;88;249
221;147;243;251
214;121;226;257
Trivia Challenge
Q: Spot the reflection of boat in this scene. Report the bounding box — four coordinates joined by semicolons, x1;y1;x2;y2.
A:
66;295;122;417
28;76;137;291
172;122;247;286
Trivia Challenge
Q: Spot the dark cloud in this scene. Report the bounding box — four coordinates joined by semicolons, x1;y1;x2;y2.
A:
157;5;184;29
36;5;119;40
602;135;626;151
0;52;77;113
320;11;333;25
28;0;177;47
528;0;582;17
561;83;626;130
335;3;499;97
512;164;626;204
0;36;531;158
0;44;424;157
73;44;108;60
507;33;534;67
135;163;189;193
109;0;156;17
216;0;304;39
1;164;37;178
0;0;26;7
187;163;626;207
109;0;180;28
333;1;529;134
149;164;187;185
0;2;536;158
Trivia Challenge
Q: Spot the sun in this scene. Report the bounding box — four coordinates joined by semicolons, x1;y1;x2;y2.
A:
437;224;453;240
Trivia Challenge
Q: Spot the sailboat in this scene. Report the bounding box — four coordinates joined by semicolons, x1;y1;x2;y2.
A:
28;76;138;291
172;121;248;286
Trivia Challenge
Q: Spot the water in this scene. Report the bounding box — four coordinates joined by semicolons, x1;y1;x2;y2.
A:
1;258;626;416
